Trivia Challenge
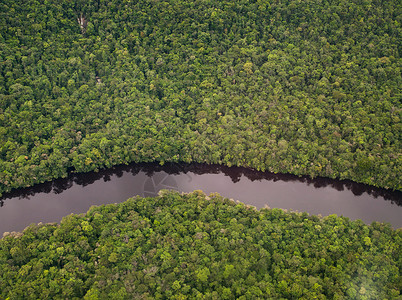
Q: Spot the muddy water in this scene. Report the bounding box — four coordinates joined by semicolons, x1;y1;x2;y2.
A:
1;163;401;234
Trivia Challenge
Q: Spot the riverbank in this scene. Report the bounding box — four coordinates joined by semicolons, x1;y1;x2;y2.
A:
1;163;401;234
1;0;401;197
1;191;400;299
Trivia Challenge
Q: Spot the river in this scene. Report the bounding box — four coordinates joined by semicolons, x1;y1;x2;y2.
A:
1;163;401;235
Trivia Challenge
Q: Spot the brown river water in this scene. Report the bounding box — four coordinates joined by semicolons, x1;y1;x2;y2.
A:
1;163;401;235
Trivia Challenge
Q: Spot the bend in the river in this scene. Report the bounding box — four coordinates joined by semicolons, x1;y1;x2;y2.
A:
1;163;401;235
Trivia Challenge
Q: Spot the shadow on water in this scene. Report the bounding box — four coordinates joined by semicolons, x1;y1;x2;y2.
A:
1;162;401;205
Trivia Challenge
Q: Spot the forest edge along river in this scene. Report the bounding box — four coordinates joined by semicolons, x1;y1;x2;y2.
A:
1;162;401;235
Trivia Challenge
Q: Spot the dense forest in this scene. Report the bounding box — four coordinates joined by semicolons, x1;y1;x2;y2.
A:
1;1;401;298
0;191;401;298
0;0;400;196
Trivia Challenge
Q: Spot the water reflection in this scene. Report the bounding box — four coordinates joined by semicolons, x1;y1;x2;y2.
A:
2;163;400;205
0;163;401;234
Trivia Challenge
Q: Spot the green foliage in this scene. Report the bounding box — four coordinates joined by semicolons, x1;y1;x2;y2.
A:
0;0;401;198
0;191;401;298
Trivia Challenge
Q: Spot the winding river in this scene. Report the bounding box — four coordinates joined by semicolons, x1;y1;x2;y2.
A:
1;163;401;235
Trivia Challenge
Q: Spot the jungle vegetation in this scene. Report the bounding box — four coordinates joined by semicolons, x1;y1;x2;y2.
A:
1;1;401;298
1;191;401;299
0;0;400;196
